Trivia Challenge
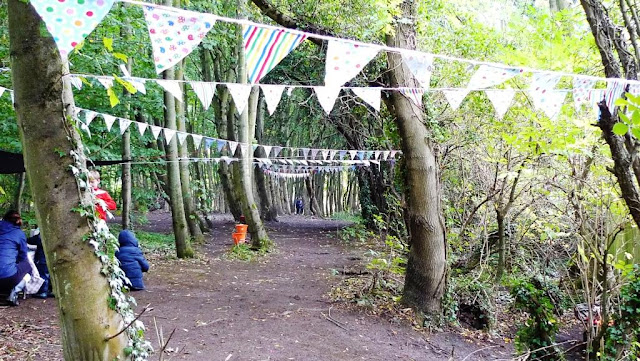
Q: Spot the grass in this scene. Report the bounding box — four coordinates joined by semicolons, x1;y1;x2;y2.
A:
108;223;175;252
331;211;362;223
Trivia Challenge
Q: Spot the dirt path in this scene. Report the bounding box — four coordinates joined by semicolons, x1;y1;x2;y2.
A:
0;213;512;360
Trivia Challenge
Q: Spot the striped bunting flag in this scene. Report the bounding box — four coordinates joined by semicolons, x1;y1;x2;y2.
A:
399;88;425;107
243;25;307;84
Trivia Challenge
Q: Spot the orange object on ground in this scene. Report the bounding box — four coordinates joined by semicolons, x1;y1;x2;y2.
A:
232;232;246;245
235;224;248;234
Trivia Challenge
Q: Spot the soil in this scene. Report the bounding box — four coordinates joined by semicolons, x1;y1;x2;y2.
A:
1;212;536;360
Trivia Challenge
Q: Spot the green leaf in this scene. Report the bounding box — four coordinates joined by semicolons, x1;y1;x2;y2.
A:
114;75;137;94
103;37;113;52
107;87;120;107
112;52;128;62
615;97;629;107
632;128;640;139
613;123;629;135
620;112;630;124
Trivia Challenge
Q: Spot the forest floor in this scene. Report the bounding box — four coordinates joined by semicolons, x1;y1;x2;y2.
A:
0;211;583;360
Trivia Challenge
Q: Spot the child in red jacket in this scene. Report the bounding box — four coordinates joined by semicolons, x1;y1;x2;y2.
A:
88;170;116;221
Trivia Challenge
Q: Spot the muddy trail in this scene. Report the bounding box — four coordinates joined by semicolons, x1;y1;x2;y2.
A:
0;213;515;360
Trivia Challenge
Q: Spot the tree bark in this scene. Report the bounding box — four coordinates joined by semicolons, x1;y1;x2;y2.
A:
121;51;133;230
254;96;278;221
13;172;25;212
387;0;447;318
8;0;129;358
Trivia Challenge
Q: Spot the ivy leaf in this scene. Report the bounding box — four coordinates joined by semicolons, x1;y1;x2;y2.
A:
107;87;120;107
613;122;629;136
103;37;114;52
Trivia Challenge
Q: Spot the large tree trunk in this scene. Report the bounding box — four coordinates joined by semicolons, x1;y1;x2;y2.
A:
254;96;278;221
8;0;129;358
386;0;447;318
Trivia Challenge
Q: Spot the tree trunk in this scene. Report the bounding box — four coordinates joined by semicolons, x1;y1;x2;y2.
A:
8;0;129;358
495;210;507;281
13;172;25;212
254;96;278;221
121;55;133;230
387;0;447;318
305;176;322;216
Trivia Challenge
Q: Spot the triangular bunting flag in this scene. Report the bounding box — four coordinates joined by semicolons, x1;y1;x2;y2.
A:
399;88;425;107
216;140;226;152
401;51;434;89
118;118;131;135
243;25;307;83
443;89;469;110
324;40;380;86
0;88;5;98
262;145;273;157
228;141;239;155
227;84;252;114
529;72;562;110
69;76;83;90
301;148;310;158
357;151;364;160
374;151;381;160
204;138;214;150
572;77;596;111
150;125;162;140
98;78;114;89
273;146;282;157
103;114;116;132
352;87;381;112
339;150;346;159
85;111;97;126
467;65;522;89
136;122;148;137
349;150;358;160
541;90;567;120
189;81;216;110
163;128;176;144
177;131;189;146
314;86;341;114
311;149;319;159
191;134;203;149
142;6;215;73
382;151;390;160
589;89;605;111
30;0;115;57
604;80;626;113
156;79;183;103
485;89;516;119
260;85;286;115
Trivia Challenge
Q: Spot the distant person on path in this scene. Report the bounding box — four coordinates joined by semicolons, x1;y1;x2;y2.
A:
88;170;116;221
295;198;304;215
0;210;31;306
27;228;53;299
115;230;150;291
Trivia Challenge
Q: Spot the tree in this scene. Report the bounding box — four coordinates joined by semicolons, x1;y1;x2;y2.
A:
7;0;131;358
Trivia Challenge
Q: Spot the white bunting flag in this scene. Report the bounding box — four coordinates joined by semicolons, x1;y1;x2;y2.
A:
349;150;358;160
273;146;282;157
156;79;183;103
400;88;425;107
85;111;97;126
443;89;469;110
401;51;434;89
374;151;381;160
103;114;116;132
629;84;640;96
176;131;189;146
191;134;203;149
142;6;216;73
324;40;380;86
589;89;605;111
227;83;252;114
228;141;239;155
352;87;381;112
529;72;562;111
382;151;390;160
485;89;516;119
240;144;249;156
136;122;148;136
69;76;83;90
163;128;176;144
310;149;319;159
262;145;272;157
467;65;522;89
98;78;114;89
0;88;5;98
189;81;216;110
260;84;286;115
572;77;596;111
118;118;131;135
314;86;341;114
150;125;162;140
542;90;567;120
119;64;147;94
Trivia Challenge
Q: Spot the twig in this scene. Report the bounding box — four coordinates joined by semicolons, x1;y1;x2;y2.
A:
159;328;177;355
460;345;498;361
321;307;348;330
104;304;152;341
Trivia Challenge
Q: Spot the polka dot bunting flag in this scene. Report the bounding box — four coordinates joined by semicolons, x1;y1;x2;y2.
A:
30;0;116;57
324;40;379;86
142;6;216;74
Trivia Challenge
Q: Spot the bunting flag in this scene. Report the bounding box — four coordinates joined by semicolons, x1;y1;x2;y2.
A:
216;139;226;152
273;146;282;157
98;78;114;89
227;83;252;114
313;86;341;114
401;51;434;89
352;87;381;112
189;81;216;110
136;122;148;136
349;150;358;160
191;134;203;149
572;77;596;111
262;145;272;157
467;65;521;89
30;0;116;57
310;149;319;159
177;131;189;146
118;118;131;135
142;6;215;73
103;114;116;132
399;88;424;107
119;64;147;94
156;79;183;102
150;125;162;140
240;144;249;156
163;128;176;144
204;138;214;151
243;25;307;84
228;141;239;155
85;110;98;126
69;76;83;90
260;84;286;115
529;72;562;110
589;89;605;111
443;89;469;110
485;89;516;119
301;148;310;158
541;90;567;120
604;80;626;113
324;40;379;86
382;151;390;160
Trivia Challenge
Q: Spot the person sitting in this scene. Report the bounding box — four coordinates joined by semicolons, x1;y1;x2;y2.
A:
88;170;116;221
115;230;149;291
0;210;31;306
295;198;304;215
27;229;53;299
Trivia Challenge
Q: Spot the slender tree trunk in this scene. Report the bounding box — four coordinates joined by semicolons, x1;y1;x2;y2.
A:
387;0;447;318
8;0;129;357
13;172;25;212
254;96;277;221
495;210;506;281
121;51;133;230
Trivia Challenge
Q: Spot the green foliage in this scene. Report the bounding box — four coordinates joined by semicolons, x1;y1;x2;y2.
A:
604;264;640;360
338;221;375;244
226;243;269;262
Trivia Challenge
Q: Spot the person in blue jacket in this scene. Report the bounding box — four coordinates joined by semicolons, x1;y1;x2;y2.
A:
0;210;31;306
115;230;150;291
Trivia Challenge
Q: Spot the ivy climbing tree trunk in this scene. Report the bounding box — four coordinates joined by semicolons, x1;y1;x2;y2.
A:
386;0;447;319
7;0;129;358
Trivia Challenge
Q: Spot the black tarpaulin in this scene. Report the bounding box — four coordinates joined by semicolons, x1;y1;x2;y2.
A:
0;150;129;174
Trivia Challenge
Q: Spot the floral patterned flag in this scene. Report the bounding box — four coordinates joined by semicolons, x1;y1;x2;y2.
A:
352;87;381;112
313;86;341;114
30;0;115;57
142;6;216;73
485;89;516;119
260;85;286;115
324;40;379;86
401;50;434;89
572;77;596;111
467;65;522;89
529;72;562;111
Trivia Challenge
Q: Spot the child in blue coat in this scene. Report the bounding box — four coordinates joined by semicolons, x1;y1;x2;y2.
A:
115;230;150;291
